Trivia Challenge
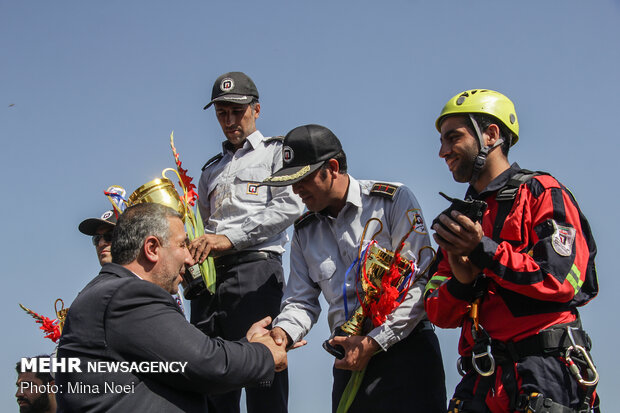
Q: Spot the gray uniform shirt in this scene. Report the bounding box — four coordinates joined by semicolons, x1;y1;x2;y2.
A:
273;176;433;350
198;130;304;255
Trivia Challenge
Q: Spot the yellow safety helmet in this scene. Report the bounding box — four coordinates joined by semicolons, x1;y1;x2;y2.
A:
435;89;519;146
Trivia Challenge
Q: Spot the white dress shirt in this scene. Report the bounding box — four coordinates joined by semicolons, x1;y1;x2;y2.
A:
198;130;304;255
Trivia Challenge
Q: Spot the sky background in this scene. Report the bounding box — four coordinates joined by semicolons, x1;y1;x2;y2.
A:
2;1;619;411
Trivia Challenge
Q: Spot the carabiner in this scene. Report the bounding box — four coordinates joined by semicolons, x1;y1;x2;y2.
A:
456;357;467;377
565;345;599;387
472;343;495;377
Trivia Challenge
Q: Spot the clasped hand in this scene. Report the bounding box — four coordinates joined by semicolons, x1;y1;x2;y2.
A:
246;318;307;373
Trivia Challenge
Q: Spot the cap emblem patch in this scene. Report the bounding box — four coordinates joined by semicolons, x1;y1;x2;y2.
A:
283;146;294;163
220;78;234;92
101;211;114;220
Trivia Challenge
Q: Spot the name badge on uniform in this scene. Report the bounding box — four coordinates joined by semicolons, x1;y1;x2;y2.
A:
247;183;260;195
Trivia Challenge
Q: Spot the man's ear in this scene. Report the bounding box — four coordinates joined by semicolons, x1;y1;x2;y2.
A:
484;123;501;146
143;236;161;264
327;158;340;175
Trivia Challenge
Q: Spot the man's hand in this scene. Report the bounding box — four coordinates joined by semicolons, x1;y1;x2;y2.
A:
433;210;483;256
445;253;480;285
189;234;233;264
270;327;307;351
432;210;483;285
269;326;290;348
249;333;288;372
331;335;380;371
246;316;273;341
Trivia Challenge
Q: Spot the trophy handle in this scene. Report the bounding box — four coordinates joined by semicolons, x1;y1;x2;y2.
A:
416;245;437;278
54;298;68;333
162;167;199;230
358;218;383;259
162;167;185;193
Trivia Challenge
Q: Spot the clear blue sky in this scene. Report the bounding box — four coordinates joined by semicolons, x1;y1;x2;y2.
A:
2;1;618;411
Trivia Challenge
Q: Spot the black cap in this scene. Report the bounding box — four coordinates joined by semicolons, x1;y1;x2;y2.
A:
78;210;117;236
203;72;259;110
262;124;342;187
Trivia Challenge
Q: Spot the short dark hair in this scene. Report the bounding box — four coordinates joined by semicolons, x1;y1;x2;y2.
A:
15;356;54;384
111;203;182;265
467;113;512;156
320;150;348;174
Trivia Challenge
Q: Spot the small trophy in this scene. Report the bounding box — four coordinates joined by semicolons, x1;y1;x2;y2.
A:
322;218;420;359
339;242;413;336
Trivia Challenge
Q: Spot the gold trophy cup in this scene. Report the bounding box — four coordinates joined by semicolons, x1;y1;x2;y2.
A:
124;168;214;298
127;169;187;217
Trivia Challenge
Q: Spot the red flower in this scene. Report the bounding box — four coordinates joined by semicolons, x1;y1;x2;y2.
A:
20;304;62;343
170;133;198;207
360;249;415;327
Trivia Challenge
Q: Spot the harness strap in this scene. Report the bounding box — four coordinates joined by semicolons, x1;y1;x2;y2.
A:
577;387;599;413
461;320;591;370
516;393;576;413
495;320;592;362
459;321;598;412
448;375;495;412
448;396;489;413
492;169;547;240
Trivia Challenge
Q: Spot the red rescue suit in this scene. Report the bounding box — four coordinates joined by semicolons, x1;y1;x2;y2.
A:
425;164;598;412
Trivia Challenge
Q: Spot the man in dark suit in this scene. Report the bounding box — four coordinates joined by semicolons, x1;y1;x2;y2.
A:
56;203;286;412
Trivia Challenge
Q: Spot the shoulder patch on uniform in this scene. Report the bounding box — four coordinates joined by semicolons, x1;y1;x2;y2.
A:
369;182;400;200
294;211;318;230
407;209;427;234
550;220;576;257
201;153;223;171
264;135;284;143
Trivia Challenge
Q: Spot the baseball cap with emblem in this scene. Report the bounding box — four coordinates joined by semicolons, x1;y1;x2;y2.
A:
78;210;117;236
262;124;343;187
203;71;259;110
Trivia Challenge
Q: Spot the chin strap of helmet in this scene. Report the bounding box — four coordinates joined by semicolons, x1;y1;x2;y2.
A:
469;114;505;186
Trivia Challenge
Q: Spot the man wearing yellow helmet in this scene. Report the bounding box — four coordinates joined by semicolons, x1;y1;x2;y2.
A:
425;90;600;412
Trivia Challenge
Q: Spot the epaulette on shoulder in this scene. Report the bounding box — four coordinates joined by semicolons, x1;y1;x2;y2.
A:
264;135;284;143
294;211;318;230
201;153;223;171
369;182;400;200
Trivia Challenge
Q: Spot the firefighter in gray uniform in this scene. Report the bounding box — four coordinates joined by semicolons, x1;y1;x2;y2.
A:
189;72;304;413
262;124;446;413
